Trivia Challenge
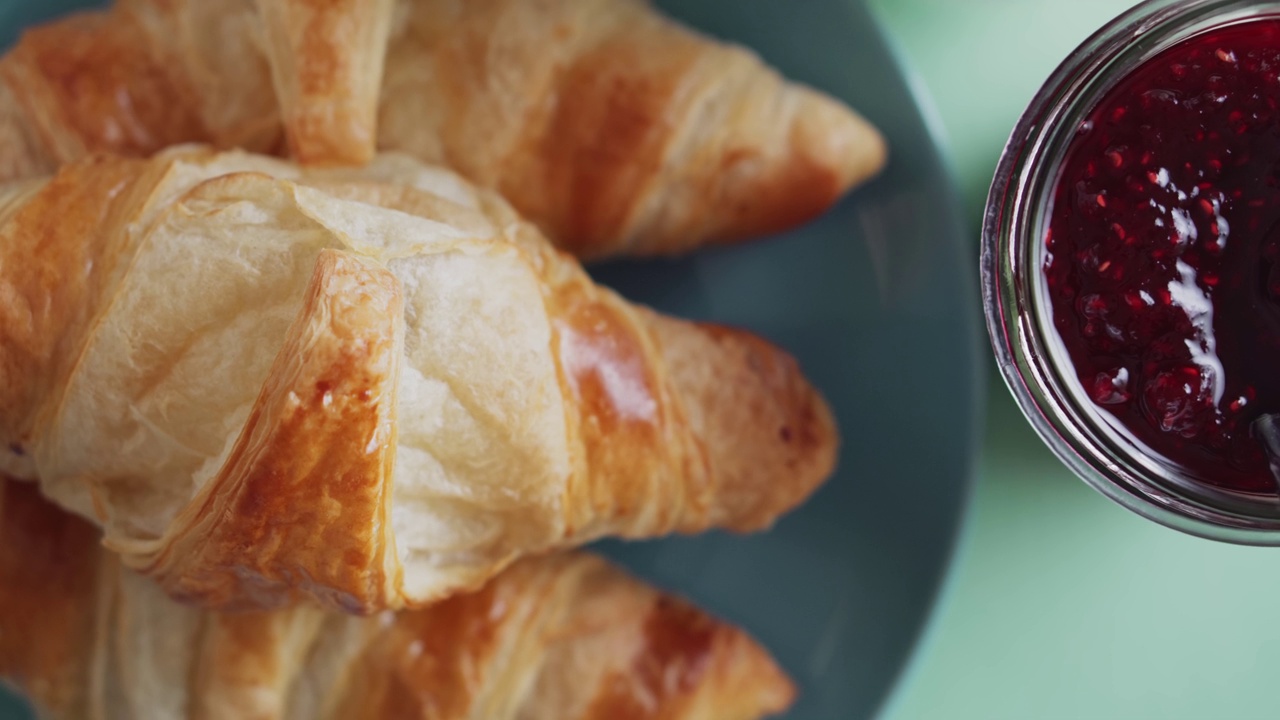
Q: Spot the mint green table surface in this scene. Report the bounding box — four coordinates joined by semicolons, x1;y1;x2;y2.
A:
872;1;1280;718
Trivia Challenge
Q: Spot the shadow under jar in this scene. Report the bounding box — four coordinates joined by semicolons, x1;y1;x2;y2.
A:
984;0;1280;543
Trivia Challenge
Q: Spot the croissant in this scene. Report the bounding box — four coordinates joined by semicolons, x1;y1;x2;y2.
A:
0;478;797;720
0;147;836;613
376;0;887;257
0;0;885;258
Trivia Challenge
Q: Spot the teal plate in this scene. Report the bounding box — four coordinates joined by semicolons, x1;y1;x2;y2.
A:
0;1;981;718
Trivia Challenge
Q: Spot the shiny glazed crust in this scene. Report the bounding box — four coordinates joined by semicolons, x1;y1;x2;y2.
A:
0;147;838;612
0;0;885;258
0;479;796;720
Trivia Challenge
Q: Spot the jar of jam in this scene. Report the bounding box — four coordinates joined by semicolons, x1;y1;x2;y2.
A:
984;0;1280;541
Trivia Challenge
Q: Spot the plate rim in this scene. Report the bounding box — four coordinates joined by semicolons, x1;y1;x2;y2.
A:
858;2;987;717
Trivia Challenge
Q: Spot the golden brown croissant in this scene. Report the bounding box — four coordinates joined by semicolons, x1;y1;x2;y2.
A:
0;0;885;258
377;0;887;257
0;147;836;613
0;478;797;720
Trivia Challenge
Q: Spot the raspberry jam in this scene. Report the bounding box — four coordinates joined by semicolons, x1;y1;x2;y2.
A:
1045;18;1280;494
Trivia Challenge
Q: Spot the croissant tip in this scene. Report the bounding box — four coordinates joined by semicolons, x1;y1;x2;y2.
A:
791;87;889;193
680;88;887;250
652;319;838;532
708;613;801;717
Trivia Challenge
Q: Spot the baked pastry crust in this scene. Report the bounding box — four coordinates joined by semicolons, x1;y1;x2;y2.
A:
0;147;836;612
0;478;797;720
0;0;886;258
255;0;396;165
377;0;887;257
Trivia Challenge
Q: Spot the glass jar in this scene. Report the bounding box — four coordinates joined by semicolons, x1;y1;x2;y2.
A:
983;0;1280;543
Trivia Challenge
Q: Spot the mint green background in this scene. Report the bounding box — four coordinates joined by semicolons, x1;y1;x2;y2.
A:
873;2;1280;719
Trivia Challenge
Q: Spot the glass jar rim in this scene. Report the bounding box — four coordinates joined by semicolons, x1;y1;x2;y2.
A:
982;0;1280;544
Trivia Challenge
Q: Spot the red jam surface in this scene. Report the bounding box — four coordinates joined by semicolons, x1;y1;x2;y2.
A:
1045;18;1280;493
